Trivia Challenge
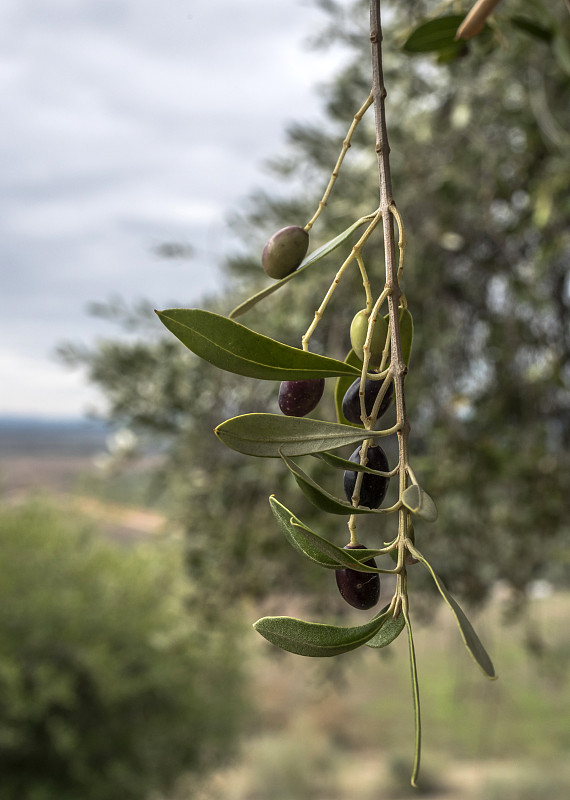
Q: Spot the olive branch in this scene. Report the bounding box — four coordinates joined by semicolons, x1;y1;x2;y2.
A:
155;0;497;786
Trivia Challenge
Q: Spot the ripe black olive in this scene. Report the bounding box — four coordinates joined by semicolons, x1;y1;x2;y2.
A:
344;444;389;508
335;543;380;610
262;226;309;279
342;377;393;425
278;378;325;417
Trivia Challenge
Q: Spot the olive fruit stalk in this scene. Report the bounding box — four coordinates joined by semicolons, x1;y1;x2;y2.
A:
344;444;390;508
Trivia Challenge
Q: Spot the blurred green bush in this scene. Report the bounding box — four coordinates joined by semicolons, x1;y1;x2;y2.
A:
0;499;247;800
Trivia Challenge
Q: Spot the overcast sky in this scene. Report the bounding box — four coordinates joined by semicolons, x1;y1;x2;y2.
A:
0;0;350;419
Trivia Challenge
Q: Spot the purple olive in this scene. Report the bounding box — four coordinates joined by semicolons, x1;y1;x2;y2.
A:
278;379;325;417
335;543;380;610
342;377;393;425
262;226;309;279
344;445;389;508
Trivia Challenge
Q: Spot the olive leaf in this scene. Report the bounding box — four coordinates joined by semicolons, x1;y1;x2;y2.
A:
269;496;340;568
399;308;414;367
365;611;406;648
335;349;364;426
404;608;422;788
253;607;392;657
215;414;375;458
402;15;468;54
401;484;438;522
553;34;570;77
407;542;497;680
279;452;392;516
156;309;360;381
229;216;373;319
269;496;389;572
312;450;393;477
383;307;413;367
509;15;553;42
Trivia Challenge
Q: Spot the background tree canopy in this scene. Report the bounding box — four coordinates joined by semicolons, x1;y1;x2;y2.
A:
0;499;247;800
60;0;570;613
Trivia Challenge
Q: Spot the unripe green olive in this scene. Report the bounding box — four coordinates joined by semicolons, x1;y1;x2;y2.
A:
262;226;309;280
350;309;388;367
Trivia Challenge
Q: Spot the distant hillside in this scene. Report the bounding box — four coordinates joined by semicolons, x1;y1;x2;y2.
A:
0;417;109;457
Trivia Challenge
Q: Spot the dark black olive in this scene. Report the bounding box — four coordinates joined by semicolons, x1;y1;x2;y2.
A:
335;543;380;610
278;379;325;417
343;444;389;508
342;378;393;425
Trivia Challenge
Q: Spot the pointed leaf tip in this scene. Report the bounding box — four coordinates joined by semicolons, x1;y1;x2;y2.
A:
408;543;497;679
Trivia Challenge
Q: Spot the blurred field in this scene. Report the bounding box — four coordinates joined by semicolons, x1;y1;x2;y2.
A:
192;589;570;800
1;419;568;799
0;417;168;542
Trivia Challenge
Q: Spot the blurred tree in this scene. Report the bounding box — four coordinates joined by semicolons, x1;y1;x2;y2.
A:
60;0;570;612
0;500;247;800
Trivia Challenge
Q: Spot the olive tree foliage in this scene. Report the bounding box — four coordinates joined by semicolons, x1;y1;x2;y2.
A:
60;0;570;612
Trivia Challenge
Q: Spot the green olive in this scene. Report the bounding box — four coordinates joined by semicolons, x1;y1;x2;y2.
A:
261;226;309;280
349;309;389;367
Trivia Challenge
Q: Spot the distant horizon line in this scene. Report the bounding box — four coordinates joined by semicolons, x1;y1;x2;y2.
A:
0;413;108;427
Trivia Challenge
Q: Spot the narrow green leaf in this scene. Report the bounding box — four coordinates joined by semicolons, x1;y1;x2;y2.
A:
402;15;466;54
403;608;422;788
553;34;570;77
229;216;373;319
215;414;375;458
253;608;391;657
156;309;360;380
269;497;389;571
383;307;413;367
269;496;339;567
408;543;497;680
280;452;391;516
400;308;414;367
401;485;438;522
436;43;470;63
509;16;553;42
365;611;405;648
335;350;364;426
312;450;393;477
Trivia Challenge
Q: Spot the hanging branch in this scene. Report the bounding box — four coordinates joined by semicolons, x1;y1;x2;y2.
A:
370;0;419;783
157;1;499;787
369;1;412;577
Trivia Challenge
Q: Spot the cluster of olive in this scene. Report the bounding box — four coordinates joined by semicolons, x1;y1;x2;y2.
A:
263;225;393;611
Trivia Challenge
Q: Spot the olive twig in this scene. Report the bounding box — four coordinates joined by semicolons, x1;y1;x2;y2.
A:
406;465;419;486
304;92;374;233
358;287;390;399
355;252;374;312
390;203;407;291
370;0;412;560
301;211;382;350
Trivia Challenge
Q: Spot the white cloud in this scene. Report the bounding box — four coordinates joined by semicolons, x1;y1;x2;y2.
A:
0;348;104;419
0;0;348;418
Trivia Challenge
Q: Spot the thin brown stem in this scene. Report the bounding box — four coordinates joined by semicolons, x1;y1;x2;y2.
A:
370;0;411;543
